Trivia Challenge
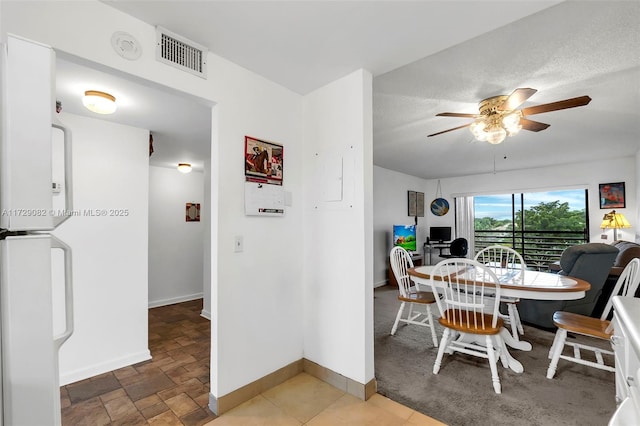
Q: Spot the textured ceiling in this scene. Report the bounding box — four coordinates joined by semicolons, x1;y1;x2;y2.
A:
373;1;640;178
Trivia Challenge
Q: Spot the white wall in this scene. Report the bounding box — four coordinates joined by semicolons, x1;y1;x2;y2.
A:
373;156;638;287
148;166;205;307
1;0;307;400
302;70;374;385
373;166;428;287
52;113;149;385
211;68;304;399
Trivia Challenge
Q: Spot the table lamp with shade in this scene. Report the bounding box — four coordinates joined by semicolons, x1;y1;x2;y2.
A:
600;210;631;241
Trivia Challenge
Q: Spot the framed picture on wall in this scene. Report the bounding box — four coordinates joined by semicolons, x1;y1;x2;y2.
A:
244;136;284;185
408;191;417;216
599;182;625;209
407;191;425;217
186;203;201;222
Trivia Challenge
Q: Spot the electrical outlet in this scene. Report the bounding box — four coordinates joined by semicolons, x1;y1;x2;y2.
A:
234;235;244;252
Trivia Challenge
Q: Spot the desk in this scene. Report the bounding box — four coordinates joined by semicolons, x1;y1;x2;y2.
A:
423;242;451;265
408;265;590;373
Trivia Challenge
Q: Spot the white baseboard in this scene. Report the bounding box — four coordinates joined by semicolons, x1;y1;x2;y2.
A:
60;349;151;386
201;309;211;320
148;292;204;308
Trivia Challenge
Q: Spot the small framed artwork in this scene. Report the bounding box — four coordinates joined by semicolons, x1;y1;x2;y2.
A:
599;182;625;209
186;203;201;222
244;136;284;186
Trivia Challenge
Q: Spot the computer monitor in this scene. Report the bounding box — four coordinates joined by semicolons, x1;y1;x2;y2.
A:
393;225;417;252
429;226;451;243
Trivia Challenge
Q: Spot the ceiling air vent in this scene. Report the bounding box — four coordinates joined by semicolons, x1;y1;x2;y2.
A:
156;26;207;79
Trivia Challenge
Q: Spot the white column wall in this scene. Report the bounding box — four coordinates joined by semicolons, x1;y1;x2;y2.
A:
213;72;304;397
52;113;150;385
1;0;306;398
302;70;374;385
202;158;212;319
148;166;205;308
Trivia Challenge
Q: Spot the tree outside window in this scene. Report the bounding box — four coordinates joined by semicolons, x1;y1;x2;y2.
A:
474;190;588;269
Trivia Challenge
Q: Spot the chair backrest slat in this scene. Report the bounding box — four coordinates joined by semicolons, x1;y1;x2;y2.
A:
430;258;501;329
390;246;415;297
601;257;640;321
474;245;526;285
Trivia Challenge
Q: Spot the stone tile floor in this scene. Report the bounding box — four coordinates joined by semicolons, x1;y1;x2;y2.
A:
60;299;214;425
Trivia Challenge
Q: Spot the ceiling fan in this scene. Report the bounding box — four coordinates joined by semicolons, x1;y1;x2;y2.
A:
427;88;591;144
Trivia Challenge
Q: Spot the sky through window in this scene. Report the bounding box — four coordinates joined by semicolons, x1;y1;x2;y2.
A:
474;190;586;220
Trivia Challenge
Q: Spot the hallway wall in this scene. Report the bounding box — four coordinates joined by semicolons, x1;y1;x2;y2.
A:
148;165;205;308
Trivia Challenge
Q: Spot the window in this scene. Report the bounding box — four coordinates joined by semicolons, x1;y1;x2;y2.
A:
474;189;589;270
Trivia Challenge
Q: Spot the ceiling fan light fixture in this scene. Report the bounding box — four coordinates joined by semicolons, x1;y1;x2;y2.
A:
470;120;488;141
502;111;523;136
485;125;507;145
82;90;117;114
429;89;591;145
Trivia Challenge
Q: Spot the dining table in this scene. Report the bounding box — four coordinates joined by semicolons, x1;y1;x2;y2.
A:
408;264;591;373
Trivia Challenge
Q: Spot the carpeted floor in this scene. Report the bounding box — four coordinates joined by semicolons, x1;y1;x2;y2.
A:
374;285;617;426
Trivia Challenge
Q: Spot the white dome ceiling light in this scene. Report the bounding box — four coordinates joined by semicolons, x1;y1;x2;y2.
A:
177;163;192;173
82;90;117;115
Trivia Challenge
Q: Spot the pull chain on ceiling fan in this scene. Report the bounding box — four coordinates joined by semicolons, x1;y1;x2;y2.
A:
427;88;591;144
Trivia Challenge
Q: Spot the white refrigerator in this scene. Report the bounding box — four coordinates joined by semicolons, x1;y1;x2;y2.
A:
0;35;74;425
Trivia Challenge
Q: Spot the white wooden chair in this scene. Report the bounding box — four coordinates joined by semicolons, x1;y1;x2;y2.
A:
474;245;526;340
429;258;509;394
389;246;439;347
546;257;640;379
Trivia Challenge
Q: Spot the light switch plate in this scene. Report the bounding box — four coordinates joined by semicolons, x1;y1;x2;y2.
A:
234;235;244;252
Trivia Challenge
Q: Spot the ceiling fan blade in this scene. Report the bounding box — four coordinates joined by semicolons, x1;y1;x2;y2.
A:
427;123;472;137
499;88;537;111
520;95;592;116
436;112;479;118
520;118;550;132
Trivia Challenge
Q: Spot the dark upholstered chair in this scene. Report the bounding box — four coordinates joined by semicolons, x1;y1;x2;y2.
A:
593;240;640;317
518;243;619;329
439;238;468;259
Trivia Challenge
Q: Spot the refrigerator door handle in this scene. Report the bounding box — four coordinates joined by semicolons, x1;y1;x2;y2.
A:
51;235;74;349
51;116;73;228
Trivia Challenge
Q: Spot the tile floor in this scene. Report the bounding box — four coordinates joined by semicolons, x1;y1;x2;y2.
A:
60;299;445;425
60;299;215;425
205;373;445;426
